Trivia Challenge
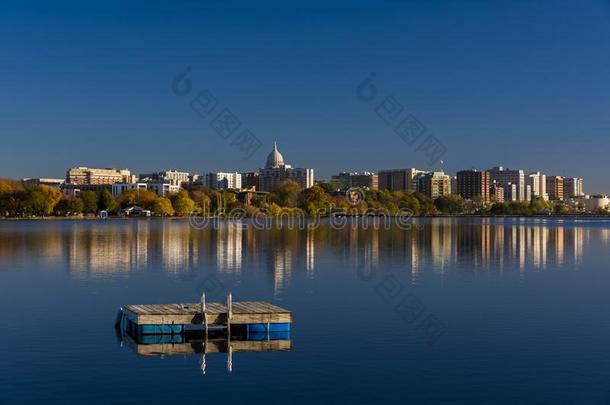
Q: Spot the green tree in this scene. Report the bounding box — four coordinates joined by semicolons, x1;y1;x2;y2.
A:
79;191;98;214
23;186;46;215
152;197;175;216
298;185;329;216
54;197;84;215
70;197;85;214
554;203;570;215
221;190;240;212
267;202;283;217
271;180;301;208
99;189;119;214
434;195;465;214
190;189;212;213
170;191;195;215
398;192;422;215
387;202;399;215
529;197;551;215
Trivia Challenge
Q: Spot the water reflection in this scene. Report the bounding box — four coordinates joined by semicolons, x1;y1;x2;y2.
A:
0;218;606;292
121;329;292;375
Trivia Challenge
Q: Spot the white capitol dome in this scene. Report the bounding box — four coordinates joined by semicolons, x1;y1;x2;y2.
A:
265;142;285;169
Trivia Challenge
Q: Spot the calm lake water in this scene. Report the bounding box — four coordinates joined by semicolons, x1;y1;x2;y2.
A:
2;218;610;404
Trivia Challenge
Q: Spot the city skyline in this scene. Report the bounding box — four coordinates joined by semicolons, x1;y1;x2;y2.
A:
3;1;610;193
14;147;590;196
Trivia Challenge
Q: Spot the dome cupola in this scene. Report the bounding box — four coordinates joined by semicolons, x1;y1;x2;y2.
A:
265;141;285;169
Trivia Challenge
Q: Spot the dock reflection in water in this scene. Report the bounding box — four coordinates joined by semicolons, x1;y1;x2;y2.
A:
121;330;292;374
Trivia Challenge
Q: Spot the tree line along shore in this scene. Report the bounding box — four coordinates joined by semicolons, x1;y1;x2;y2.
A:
0;178;606;219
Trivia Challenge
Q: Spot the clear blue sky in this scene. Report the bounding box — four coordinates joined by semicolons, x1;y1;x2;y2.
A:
2;1;610;192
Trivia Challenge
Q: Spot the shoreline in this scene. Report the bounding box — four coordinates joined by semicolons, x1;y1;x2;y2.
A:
3;214;610;221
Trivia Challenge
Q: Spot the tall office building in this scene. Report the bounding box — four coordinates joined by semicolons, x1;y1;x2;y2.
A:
66;167;135;185
331;172;378;190
258;143;314;191
417;172;451;199
527;172;548;200
546;176;564;201
456;170;490;202
503;183;517;202
378;168;426;192
563;177;584;198
487;166;526;201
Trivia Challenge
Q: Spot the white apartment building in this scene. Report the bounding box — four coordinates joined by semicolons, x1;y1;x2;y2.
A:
112;183;148;197
205;172;242;190
139;170;191;186
147;183;181;196
527;172;548;200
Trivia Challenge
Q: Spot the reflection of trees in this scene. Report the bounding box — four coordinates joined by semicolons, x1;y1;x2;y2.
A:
0;219;596;286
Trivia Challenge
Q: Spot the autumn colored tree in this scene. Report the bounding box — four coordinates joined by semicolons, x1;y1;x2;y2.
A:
170;191;195;215
298;185;329;216
118;189;158;210
54;197;84;216
189;189;211;213
270;180;300;208
79;191;98;214
152;197;175;216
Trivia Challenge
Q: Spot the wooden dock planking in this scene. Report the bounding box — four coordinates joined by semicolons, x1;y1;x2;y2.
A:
123;301;292;326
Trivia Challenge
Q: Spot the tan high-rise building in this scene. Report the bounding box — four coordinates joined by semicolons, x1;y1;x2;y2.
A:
378;168;426;192
456;170;490;203
417;172;451;199
67;167;135;185
490;183;505;203
546;176;564;201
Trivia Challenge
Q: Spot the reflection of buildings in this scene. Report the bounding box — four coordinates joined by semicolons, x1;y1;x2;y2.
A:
383;220;590;275
306;228;315;278
272;248;293;296
161;223;198;274
216;224;242;273
67;222;150;277
0;219;601;286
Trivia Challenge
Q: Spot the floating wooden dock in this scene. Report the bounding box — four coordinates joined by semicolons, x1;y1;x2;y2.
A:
118;293;293;335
